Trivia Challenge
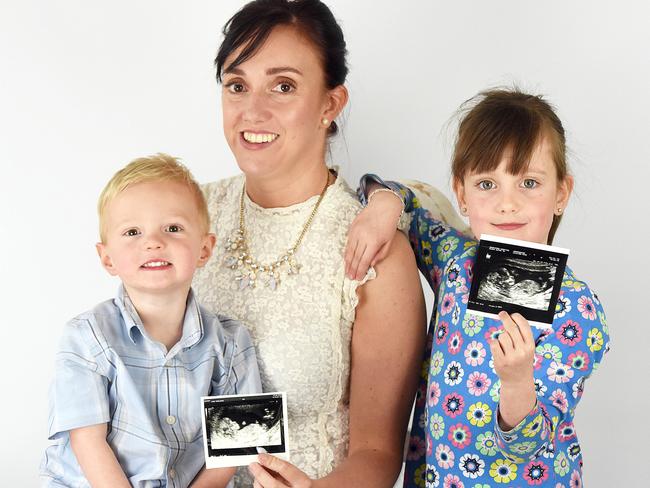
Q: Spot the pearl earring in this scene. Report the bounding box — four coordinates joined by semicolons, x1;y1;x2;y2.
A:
462;207;467;214
321;118;329;126
557;207;563;214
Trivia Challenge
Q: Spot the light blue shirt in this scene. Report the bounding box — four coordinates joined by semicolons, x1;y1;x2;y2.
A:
41;286;261;488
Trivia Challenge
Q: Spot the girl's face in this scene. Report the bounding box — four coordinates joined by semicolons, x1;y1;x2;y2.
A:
454;137;573;244
220;25;346;181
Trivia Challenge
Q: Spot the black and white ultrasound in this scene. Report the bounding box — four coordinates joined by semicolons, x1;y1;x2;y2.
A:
201;392;288;468
468;235;569;326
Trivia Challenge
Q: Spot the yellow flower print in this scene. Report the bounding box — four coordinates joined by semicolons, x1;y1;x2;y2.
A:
413;463;427;487
489;459;517;483
587;328;604;352
421;240;433;265
467;402;493;427
562;279;585;291
522;414;544;438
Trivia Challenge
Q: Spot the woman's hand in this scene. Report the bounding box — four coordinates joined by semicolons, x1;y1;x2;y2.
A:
248;454;314;488
345;190;403;280
489;311;537;430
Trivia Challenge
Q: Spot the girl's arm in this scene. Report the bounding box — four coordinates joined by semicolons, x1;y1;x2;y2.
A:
346;174;468;280
249;232;427;487
490;278;610;462
69;424;131;488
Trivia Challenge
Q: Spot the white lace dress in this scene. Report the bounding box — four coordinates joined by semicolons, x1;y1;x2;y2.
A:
193;174;374;484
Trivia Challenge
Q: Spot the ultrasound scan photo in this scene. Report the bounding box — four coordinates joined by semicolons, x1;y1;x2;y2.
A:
477;256;557;311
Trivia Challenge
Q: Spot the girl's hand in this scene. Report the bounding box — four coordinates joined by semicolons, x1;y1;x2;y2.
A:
489;311;535;384
345;191;403;280
489;311;537;429
248;454;314;488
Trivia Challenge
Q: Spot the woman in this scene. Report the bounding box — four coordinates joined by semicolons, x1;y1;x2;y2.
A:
192;1;426;486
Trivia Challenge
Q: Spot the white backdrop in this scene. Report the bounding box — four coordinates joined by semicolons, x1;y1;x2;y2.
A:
1;1;648;486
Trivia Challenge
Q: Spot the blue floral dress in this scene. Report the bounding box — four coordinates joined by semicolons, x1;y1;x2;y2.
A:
361;178;610;487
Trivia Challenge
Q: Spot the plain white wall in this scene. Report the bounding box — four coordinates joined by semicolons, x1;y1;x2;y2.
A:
1;0;648;485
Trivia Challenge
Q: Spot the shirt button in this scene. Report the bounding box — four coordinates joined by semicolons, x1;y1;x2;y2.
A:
169;468;176;479
166;415;176;425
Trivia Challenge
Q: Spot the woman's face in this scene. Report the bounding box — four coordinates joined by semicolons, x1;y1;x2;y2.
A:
220;25;337;181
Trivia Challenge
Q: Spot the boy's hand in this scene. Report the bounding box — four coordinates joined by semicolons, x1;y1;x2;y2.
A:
489;311;537;430
345;191;403;280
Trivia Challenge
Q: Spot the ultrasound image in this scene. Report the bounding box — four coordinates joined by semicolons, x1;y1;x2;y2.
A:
207;401;283;450
476;257;556;311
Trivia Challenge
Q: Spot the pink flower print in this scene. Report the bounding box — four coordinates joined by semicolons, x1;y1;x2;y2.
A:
442;393;465;418
464;341;486;366
557;421;577;442
557;320;582;346
523;460;550;485
448;423;471;449
428;381;441;407
577;295;597;320
431;265;442;291
441;292;456;316
436;321;449;344
547;361;574;384
467;371;491;396
570;469;582;487
549;388;569;413
443;473;465;488
484;325;503;342
567;350;590;371
407;435;426;461
448;331;463;354
533;353;543;370
435;443;455;469
426;433;433;457
463;260;473;281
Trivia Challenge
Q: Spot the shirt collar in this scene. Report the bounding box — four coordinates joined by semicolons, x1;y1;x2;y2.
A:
115;284;204;349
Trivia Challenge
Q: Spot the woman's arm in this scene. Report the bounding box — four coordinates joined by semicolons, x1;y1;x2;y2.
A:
69;424;131;488
249;232;426;488
327;232;427;487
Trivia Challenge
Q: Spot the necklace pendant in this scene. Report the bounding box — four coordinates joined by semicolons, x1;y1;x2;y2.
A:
268;275;278;291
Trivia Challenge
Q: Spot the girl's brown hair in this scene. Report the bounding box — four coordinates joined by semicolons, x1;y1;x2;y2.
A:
451;88;568;244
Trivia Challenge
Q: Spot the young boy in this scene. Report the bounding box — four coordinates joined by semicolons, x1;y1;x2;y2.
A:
41;154;261;487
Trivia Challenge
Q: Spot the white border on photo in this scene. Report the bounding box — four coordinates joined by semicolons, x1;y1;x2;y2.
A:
479;234;570;256
201;391;290;469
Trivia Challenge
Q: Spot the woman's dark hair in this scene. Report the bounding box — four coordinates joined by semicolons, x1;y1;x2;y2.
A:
214;0;348;135
451;88;569;244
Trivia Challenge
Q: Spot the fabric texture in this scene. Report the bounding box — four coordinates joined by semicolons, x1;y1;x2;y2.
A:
193;173;375;485
41;286;260;488
376;180;611;488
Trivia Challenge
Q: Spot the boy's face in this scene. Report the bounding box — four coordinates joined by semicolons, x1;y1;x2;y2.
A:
96;180;215;296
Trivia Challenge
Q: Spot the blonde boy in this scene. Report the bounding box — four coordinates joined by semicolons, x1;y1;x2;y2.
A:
41;154;261;488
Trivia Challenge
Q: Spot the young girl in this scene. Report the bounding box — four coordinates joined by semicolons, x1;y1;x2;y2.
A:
346;89;610;487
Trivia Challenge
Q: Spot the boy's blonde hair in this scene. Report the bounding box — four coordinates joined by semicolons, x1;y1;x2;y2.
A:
98;153;209;242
